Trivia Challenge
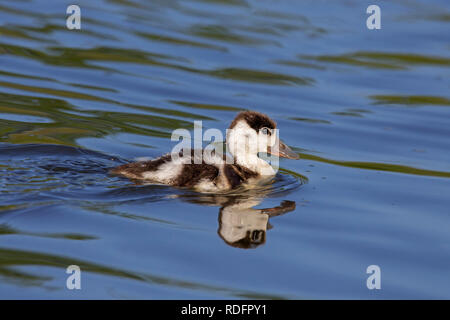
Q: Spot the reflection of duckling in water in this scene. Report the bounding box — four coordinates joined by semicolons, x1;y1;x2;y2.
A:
218;199;295;249
182;188;296;249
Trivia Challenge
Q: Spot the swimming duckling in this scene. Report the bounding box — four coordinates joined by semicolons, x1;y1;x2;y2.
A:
110;111;299;192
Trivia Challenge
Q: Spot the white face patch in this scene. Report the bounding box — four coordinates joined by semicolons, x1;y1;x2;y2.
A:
226;120;276;176
226;120;258;158
227;120;277;157
257;128;277;153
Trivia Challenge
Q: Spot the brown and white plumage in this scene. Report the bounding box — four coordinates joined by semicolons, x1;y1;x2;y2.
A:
110;111;299;192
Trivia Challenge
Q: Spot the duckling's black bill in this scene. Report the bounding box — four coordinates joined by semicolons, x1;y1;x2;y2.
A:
268;140;300;159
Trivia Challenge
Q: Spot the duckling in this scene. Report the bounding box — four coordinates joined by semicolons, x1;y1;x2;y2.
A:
110;111;299;192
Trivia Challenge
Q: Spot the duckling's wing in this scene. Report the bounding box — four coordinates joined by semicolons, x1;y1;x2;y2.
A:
110;150;221;188
109;153;175;181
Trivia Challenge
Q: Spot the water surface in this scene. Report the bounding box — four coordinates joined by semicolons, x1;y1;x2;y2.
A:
0;0;449;299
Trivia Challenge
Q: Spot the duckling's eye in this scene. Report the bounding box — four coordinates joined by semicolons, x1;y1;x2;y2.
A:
261;127;271;135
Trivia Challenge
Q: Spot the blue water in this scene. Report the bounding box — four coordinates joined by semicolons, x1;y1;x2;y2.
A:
0;0;449;299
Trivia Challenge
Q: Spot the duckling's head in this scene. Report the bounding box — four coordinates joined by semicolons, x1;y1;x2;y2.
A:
226;111;299;174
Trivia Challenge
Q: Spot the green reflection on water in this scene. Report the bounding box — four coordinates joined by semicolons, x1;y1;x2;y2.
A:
301;51;450;70
370;95;450;107
1;42;312;86
0;247;288;299
301;153;450;178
